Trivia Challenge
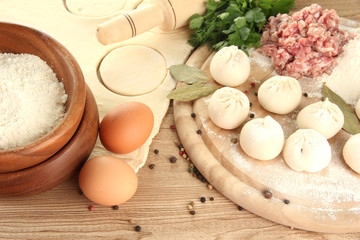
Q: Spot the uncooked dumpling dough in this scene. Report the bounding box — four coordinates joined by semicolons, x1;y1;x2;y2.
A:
343;133;360;174
283;129;331;173
258;76;302;114
65;0;126;17
296;98;344;139
239;116;284;160
356;98;360;119
210;46;250;87
99;45;167;96
208;87;249;130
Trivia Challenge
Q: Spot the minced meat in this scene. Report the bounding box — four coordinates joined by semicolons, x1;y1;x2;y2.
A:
260;4;353;79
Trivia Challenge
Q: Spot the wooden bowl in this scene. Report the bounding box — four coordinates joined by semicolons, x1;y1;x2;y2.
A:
0;22;86;173
0;85;99;196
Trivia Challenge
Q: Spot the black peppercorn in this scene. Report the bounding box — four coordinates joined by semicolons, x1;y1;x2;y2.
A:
170;156;177;163
135;225;141;232
191;113;196;118
154;149;159;154
112;205;119;210
263;189;273;199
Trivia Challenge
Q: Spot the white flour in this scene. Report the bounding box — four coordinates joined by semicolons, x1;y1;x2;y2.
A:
320;29;360;105
0;53;67;150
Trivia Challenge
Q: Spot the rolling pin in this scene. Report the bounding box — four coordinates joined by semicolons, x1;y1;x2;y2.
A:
96;0;207;45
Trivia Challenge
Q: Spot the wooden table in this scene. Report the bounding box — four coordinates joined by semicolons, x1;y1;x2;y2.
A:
1;0;360;239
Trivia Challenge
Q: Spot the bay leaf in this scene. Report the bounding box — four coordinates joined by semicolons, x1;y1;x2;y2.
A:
323;83;360;134
167;83;219;101
169;64;208;84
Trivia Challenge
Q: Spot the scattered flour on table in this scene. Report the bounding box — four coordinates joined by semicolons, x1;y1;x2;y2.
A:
0;53;67;150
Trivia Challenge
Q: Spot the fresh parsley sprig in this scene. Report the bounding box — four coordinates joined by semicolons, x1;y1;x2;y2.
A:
188;0;295;53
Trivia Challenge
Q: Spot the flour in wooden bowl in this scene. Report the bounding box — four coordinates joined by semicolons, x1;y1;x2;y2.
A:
0;53;67;150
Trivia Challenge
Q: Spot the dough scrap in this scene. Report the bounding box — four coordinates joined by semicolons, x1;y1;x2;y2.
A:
99;45;167;96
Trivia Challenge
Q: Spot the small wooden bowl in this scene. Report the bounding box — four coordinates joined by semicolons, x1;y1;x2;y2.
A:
0;22;86;173
0;85;99;196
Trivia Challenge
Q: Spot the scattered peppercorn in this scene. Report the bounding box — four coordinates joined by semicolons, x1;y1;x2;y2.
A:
207;184;213;190
303;92;308;97
190;201;195;207
244;90;248;94
283;199;290;205
254;92;258;96
170;125;175;130
182;154;187;159
237;205;243;211
209;197;214;201
231;138;238;144
249;113;255;118
112;205;119;210
251;82;256;87
187;204;193;210
263;189;273;199
249;102;252;107
170;156;177;163
196;129;202;134
154;149;159;154
88;206;94;211
191;113;196;118
190;210;196;215
149;164;155;169
135;225;141;232
178;144;183;149
200;197;206;203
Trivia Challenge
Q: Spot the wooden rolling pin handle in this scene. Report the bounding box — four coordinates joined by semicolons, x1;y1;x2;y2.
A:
96;3;165;45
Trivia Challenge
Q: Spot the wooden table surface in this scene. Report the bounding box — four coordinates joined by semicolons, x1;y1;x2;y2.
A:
1;0;360;239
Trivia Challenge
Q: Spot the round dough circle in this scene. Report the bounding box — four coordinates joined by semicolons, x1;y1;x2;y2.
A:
208;87;250;129
356;98;360;119
258;76;302;114
296;98;344;139
283;129;331;173
239;116;284;161
343;133;360;174
65;0;126;17
99;45;167;96
210;46;250;87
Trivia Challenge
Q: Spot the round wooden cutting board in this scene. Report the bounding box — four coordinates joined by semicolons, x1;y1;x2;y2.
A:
174;19;360;233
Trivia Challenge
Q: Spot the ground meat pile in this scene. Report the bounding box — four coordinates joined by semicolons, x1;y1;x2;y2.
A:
260;4;353;79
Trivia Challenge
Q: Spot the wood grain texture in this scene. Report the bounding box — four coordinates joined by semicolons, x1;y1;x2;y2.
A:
0;0;360;239
0;22;86;173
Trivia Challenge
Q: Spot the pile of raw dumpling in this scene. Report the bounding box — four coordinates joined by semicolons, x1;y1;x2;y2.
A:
207;45;360;174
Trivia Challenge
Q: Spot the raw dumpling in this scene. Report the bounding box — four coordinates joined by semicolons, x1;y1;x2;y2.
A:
343;133;360;174
356;98;360;119
283;129;331;173
239;116;284;160
258;76;302;114
210;46;250;87
208;87;249;129
296;98;344;139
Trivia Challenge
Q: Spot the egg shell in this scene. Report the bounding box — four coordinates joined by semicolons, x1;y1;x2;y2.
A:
99;102;154;154
79;155;138;206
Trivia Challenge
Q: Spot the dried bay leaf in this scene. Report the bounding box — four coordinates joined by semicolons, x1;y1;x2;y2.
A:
323;83;360;134
169;64;208;84
167;83;219;101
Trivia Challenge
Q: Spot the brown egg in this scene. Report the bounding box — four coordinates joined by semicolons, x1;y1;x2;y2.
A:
79;155;138;206
99;102;154;154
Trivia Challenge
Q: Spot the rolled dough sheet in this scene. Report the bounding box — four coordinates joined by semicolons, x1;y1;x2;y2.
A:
0;0;193;171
